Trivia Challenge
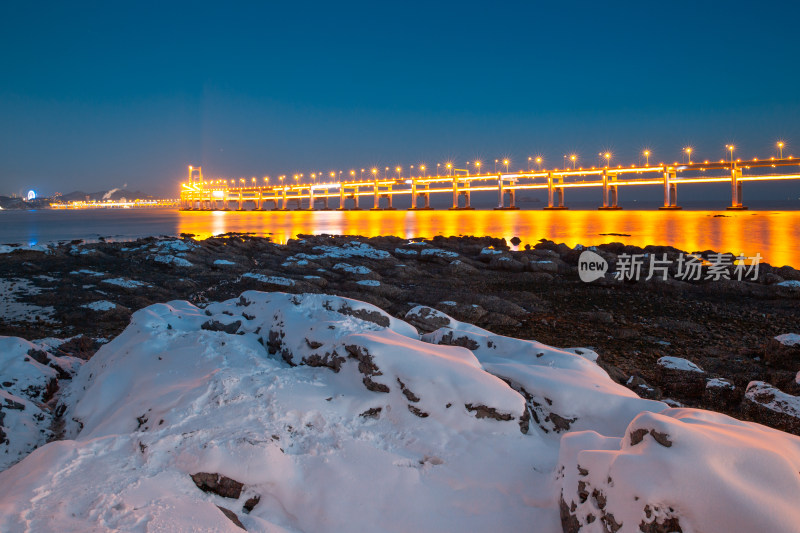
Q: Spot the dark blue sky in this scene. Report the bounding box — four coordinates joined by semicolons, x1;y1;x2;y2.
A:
2;1;799;198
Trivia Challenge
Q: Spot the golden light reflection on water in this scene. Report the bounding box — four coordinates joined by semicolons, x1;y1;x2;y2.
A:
177;210;800;267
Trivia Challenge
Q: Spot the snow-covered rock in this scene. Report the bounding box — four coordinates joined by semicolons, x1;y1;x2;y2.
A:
558;408;800;533
0;337;82;470
775;333;800;347
2;293;800;532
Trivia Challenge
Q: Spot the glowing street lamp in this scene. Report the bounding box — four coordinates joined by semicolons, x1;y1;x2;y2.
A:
726;145;735;164
396;166;402;178
494;159;498;173
684;147;693;164
570;154;577;170
437;163;441;176
474;160;481;175
420;164;426;177
603;152;611;168
371;168;378;179
360;168;365;179
778;141;785;159
503;159;510;173
528;156;532;171
535;156;543;171
643;150;651;166
446;162;452;176
350;170;356;181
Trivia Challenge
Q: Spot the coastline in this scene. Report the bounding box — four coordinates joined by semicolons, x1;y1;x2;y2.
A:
1;232;798;433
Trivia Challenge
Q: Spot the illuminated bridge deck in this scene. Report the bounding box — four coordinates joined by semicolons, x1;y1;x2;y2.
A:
180;157;800;211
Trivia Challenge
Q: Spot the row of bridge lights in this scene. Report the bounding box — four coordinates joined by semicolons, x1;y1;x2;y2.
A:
198;141;788;188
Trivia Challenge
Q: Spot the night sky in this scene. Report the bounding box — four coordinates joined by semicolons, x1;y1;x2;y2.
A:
2;1;799;199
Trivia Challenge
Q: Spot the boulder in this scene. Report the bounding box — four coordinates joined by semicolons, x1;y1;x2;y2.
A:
654;356;706;400
741;381;800;436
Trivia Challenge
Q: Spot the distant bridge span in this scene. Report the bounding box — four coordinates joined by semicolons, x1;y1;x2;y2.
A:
180;157;800;211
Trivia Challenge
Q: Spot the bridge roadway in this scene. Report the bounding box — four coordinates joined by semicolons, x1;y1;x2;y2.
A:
180;157;800;211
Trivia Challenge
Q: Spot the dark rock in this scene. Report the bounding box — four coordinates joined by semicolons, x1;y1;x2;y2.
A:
654;357;706;400
702;379;738;411
201;320;242;334
741;381;800;436
404;306;451;333
243;496;260;513
190;472;245;499
216;506;246;530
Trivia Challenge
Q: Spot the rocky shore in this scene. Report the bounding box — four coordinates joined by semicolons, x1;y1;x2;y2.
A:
1;232;799;434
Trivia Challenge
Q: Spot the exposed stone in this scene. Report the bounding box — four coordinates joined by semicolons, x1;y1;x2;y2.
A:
190;472;244;499
216;506;246;530
201;320;242;334
741;381;800;436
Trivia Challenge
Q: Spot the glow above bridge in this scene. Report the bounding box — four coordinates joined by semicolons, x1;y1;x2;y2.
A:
180;156;800;212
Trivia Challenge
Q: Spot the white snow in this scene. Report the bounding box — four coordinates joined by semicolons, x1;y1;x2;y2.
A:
101;278;147;289
312;241;391;260
81;300;116;312
775;333;800;347
0;244;49;254
213;259;237;266
242;273;296;286
394;248;419;256
333;263;372;275
479;247;502;255
657;356;704;373
777;280;800;288
745;381;800;417
0;337;82;470
420;248;459;259
69;269;105;277
356;279;381;286
1;293;800;533
706;378;734;389
0;278;55;324
153;254;194;267
557;408;800;533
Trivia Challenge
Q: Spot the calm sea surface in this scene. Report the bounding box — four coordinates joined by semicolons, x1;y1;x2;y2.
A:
2;207;799;267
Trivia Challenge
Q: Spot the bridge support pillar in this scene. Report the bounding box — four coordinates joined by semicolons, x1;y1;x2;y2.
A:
307;187;316;210
237;194;243;211
371;180;380;210
256;193;263;210
599;172;622;209
727;167;747;210
449;178;459;209
496;175;504;208
659;171;682;210
281;188;288;210
322;196;330;210
544;173;568;209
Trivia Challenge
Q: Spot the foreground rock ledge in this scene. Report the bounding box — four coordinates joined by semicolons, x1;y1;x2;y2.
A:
0;291;799;533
